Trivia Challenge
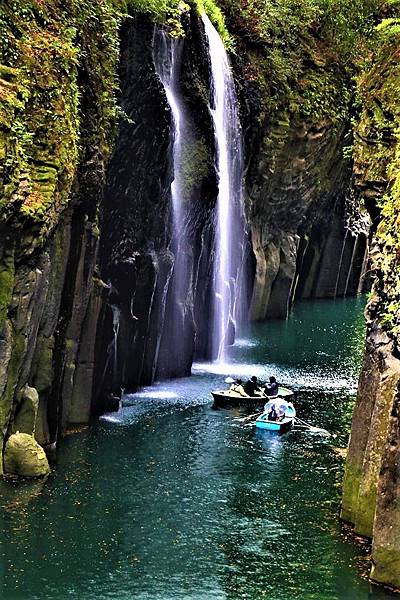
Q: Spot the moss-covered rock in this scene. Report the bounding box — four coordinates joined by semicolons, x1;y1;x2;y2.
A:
342;8;400;590
3;432;50;477
352;20;400;345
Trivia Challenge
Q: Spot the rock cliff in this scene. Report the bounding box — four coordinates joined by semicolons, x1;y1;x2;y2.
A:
0;0;121;473
0;1;370;466
341;19;400;589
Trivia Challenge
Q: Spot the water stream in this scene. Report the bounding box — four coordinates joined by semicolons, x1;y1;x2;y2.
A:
0;297;396;600
203;15;247;361
153;29;195;374
111;304;121;379
153;30;186;229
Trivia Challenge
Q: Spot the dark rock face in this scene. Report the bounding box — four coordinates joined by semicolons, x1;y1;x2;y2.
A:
225;30;371;322
95;15;173;404
95;13;217;402
0;2;114;467
339;27;400;590
243;117;369;321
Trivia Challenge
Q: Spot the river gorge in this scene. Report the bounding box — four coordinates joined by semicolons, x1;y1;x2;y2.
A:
0;0;399;596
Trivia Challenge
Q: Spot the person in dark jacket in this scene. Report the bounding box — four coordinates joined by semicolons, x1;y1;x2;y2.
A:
264;376;279;397
243;376;260;397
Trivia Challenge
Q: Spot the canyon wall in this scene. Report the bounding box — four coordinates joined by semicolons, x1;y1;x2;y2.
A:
0;1;368;467
341;23;400;589
0;0;122;469
2;0;399;590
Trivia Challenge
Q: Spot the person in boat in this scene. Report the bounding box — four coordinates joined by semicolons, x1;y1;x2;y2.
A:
243;376;261;397
276;405;286;422
229;378;247;397
264;376;279;397
267;404;277;421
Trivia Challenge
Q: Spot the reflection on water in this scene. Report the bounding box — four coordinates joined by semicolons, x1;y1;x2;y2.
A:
0;298;396;600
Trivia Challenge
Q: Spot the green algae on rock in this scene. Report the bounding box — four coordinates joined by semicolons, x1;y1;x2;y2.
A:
4;432;50;477
341;8;400;591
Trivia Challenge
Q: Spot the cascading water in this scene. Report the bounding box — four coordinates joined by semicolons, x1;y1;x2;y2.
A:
153;29;195;374
111;304;121;378
153;29;186;226
202;14;247;361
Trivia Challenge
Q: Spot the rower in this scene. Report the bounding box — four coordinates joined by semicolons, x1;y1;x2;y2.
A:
268;405;277;421
264;376;279;397
243;376;260;397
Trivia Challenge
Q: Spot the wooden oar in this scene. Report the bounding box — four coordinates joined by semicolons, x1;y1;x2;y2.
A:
294;417;331;436
236;411;263;423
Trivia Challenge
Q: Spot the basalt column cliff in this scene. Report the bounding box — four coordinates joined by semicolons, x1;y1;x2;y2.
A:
341;18;400;590
0;0;398;587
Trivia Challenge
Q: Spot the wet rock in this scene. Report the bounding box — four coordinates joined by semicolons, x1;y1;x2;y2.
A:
341;320;400;589
11;385;39;436
341;325;400;534
68;278;108;424
249;229;280;321
370;392;400;589
4;433;50;478
266;234;299;319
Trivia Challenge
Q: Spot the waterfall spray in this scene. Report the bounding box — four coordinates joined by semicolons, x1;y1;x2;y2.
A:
202;14;247;361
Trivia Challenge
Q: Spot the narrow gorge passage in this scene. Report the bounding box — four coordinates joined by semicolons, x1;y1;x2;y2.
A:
1;0;399;595
1;297;393;600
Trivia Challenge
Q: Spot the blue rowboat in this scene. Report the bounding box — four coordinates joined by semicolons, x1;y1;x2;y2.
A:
255;399;296;432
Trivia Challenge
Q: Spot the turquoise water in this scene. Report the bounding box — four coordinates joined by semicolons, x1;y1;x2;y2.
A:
0;297;396;599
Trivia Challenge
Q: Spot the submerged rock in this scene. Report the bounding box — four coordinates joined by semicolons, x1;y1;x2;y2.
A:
4;433;50;478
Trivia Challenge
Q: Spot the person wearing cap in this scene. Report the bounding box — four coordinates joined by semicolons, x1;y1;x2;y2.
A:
243;376;260;397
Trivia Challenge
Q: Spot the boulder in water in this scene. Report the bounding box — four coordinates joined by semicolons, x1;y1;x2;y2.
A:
4;433;50;477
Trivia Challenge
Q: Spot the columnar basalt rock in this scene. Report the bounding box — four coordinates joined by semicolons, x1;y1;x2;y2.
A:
341;22;400;589
0;0;118;467
341;325;400;533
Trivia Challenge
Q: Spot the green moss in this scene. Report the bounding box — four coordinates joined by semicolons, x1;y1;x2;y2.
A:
341;462;363;525
216;0;383;130
181;137;210;198
353;18;400;343
0;328;25;475
191;0;232;47
0;251;14;330
371;546;400;589
0;0;122;241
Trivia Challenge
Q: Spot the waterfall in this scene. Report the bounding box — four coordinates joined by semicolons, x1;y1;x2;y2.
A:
202;14;247;361
153;29;194;374
111;304;121;378
153;29;186;226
